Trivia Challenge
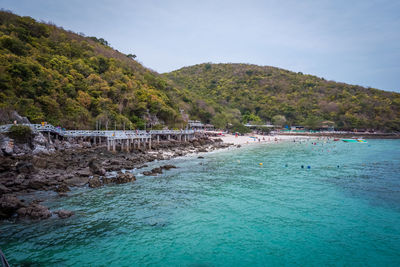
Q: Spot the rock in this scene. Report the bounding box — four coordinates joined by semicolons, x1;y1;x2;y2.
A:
88;159;106;176
137;164;148;169
151;167;163;174
75;167;91;177
13;143;32;155
102;177;113;184
54;210;74;219
114;172;136;184
28;177;49;190
0;136;14;156
0;194;25;219
236;145;241;148
31;156;48;168
55;184;70;193
192;141;201;147
82;142;91;148
16;203;51;220
197;156;204;159
0;110;30;124
0;157;13;172
58;192;68;197
32;145;50;155
142;171;152;176
16;161;34;174
88;176;102;188
197;148;207;153
161;165;177;170
0;183;11;195
33;133;47;146
64;177;89;186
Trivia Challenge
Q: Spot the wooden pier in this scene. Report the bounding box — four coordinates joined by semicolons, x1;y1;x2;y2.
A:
0;124;196;152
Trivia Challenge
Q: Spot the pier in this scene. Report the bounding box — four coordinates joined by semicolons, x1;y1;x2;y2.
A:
0;124;196;152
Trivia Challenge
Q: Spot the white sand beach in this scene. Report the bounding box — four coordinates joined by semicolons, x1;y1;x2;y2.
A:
212;134;312;145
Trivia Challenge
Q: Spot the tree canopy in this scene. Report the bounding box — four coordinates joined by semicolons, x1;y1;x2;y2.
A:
165;63;400;131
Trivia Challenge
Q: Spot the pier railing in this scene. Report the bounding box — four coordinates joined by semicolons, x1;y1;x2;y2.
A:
0;124;194;139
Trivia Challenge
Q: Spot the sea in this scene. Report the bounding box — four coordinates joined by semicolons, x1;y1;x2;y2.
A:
1;139;400;266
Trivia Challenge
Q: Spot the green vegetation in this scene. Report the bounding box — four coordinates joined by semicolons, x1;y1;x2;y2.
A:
1;11;399;132
0;10;182;129
7;125;33;143
165;63;400;131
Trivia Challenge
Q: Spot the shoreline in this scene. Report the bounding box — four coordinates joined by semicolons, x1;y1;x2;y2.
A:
0;135;233;220
0;133;333;221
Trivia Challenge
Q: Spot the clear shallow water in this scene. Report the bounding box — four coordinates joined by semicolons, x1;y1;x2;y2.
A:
1;139;400;266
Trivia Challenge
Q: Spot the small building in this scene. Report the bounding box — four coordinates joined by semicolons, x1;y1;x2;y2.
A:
188;120;204;129
290;126;305;131
204;124;215;131
188;120;214;131
244;123;275;128
320;121;335;131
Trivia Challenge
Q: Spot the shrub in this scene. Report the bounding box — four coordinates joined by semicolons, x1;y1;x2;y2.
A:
7;125;33;143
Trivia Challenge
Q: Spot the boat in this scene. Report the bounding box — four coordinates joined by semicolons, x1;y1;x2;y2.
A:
342;137;367;143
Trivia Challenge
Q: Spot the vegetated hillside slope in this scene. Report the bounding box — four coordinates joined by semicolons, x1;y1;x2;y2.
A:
164;63;400;131
0;10;182;129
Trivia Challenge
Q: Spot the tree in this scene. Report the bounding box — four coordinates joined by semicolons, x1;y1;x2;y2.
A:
127;54;136;59
272;115;286;127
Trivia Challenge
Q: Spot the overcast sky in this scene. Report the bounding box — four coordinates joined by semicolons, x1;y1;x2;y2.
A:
2;0;400;92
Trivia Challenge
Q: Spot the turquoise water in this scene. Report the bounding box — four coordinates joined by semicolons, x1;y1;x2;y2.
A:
1;139;400;266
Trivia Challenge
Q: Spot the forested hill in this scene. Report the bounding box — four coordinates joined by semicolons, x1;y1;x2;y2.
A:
165;63;400;131
1;11;399;132
0;10;182;129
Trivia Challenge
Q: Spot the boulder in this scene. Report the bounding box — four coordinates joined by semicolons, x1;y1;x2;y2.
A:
0;136;14;156
0;194;25;219
142;171;152;176
32;133;48;146
32;145;50;155
88;176;102;188
13;143;32;155
88;159;106;176
0;183;11;195
192;141;201;147
28;177;49;190
55;184;70;193
54;210;74;219
114;172;136;184
161;165;177;170
16;161;35;174
16;203;51;220
31;156;48;169
151;167;163;174
75;167;91;177
82;142;91;148
64;177;89;186
0;157;13;172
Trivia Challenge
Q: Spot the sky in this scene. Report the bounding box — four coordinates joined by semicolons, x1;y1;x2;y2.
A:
1;0;400;92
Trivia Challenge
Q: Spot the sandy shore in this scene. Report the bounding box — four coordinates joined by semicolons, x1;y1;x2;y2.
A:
213;134;314;145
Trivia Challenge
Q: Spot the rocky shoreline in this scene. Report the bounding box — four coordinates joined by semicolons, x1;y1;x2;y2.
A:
0;132;232;221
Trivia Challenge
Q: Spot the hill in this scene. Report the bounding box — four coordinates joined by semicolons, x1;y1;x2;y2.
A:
165;63;400;131
0;10;182;129
1;10;399;132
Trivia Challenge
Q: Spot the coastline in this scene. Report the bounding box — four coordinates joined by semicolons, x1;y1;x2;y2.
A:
0;135;232;220
0;133;318;221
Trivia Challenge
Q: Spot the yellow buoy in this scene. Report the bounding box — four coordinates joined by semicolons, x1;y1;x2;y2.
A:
259;163;263;166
